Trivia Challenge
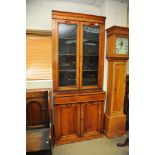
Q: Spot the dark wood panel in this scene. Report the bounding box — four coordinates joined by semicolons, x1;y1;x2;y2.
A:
26;91;49;128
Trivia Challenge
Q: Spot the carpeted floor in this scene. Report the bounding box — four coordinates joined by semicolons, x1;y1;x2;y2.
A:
53;135;129;155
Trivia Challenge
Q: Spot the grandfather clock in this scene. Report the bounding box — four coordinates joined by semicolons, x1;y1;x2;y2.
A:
104;26;129;138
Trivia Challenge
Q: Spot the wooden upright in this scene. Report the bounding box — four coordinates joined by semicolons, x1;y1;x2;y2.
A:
104;26;129;138
52;11;106;144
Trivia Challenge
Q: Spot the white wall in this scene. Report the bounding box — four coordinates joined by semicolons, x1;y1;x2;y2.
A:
99;0;128;90
26;0;100;30
26;0;129;90
26;0;128;29
100;0;128;29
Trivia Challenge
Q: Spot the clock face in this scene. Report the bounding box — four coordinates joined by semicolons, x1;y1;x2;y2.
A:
116;37;128;54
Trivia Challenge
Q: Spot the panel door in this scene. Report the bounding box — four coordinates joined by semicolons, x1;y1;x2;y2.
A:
81;101;102;136
52;19;80;91
26;98;49;127
80;22;104;89
54;103;81;142
112;62;126;114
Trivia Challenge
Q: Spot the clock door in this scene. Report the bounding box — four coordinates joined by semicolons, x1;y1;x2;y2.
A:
80;22;104;89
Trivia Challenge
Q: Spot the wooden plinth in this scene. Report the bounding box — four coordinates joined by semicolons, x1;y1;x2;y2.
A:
104;113;126;138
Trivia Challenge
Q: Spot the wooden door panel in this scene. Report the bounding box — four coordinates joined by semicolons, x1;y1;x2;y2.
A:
26;99;49;126
61;106;78;136
82;102;102;135
27;101;42;125
113;62;126;113
54;103;80;141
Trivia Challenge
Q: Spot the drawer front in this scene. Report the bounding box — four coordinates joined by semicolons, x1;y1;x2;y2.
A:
54;93;105;104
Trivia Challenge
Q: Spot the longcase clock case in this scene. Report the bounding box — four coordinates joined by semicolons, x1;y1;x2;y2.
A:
52;11;106;144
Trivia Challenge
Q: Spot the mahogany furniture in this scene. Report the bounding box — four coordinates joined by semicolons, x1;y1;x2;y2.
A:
52;11;106;144
104;26;129;138
26;90;53;155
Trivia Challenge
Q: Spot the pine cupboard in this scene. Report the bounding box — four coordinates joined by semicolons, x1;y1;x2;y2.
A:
52;11;106;144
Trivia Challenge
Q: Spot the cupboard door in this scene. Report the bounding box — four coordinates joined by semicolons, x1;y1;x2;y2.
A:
54;103;81;142
80;22;104;89
53;20;80;91
112;62;126;113
26;97;49;127
81;101;102;136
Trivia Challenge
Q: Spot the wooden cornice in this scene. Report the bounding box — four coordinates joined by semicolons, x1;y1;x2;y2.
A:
26;29;52;36
106;26;129;37
52;10;106;24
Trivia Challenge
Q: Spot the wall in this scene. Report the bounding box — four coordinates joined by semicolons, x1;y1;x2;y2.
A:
26;0;128;30
99;0;127;28
26;0;128;90
99;0;128;90
26;0;100;30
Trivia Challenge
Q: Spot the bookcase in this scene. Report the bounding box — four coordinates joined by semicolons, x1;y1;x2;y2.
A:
52;11;106;144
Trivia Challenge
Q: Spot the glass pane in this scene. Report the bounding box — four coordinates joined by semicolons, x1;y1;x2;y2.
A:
59;71;76;87
82;25;99;86
58;23;77;87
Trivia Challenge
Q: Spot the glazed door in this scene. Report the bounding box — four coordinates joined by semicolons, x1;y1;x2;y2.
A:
53;20;80;90
81;101;102;136
80;22;104;89
54;103;81;144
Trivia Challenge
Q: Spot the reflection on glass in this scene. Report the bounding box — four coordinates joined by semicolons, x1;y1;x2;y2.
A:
58;23;77;87
82;25;99;86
